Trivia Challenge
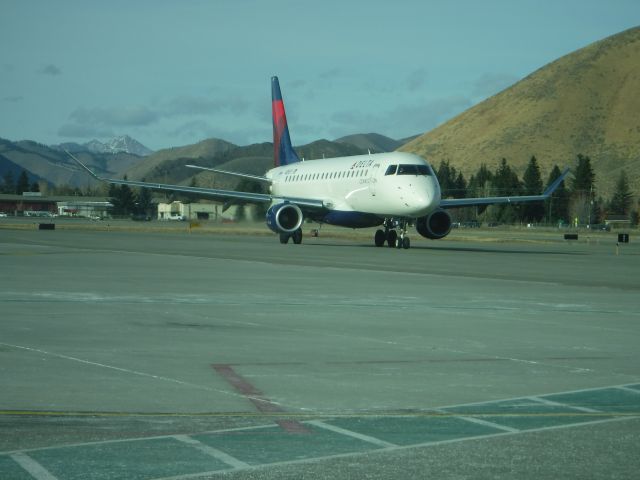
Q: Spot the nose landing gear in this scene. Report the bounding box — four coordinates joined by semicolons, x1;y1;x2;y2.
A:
374;218;411;249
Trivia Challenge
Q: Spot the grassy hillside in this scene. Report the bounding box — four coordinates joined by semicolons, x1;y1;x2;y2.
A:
401;27;640;198
336;133;403;152
125;138;237;181
0;138;139;189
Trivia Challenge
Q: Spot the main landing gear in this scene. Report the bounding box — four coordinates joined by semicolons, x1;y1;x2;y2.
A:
374;218;411;250
279;228;303;244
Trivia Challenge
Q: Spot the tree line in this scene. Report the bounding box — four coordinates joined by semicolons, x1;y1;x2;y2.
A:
3;156;637;226
1;170;40;194
436;154;637;226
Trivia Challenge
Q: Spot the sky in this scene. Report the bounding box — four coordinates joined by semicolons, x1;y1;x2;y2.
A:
1;0;639;151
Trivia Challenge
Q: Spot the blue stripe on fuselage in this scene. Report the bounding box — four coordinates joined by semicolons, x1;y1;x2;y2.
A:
313;210;384;228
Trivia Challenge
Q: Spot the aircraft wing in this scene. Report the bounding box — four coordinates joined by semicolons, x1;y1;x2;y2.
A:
440;167;570;209
68;152;325;209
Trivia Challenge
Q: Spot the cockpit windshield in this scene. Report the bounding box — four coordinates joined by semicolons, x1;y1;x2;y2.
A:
386;164;432;176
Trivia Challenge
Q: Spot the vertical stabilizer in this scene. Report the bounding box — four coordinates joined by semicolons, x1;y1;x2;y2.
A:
272;76;300;167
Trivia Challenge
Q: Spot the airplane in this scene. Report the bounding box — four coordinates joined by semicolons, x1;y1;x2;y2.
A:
70;76;569;250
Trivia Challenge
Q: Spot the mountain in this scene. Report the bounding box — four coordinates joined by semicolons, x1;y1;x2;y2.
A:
124;138;237;181
51;135;153;156
0;137;140;189
401;27;640;198
0;151;47;188
336;133;403;153
85;135;153;156
124;138;372;191
2;130;417;192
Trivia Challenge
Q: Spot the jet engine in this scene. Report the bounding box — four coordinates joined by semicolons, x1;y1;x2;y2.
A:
266;202;303;234
416;209;452;240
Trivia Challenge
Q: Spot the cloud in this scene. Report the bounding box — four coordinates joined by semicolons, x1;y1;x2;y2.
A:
165;95;248;116
319;67;344;80
3;95;24;103
472;72;520;98
38;64;62;76
58;123;114;139
405;69;428;92
329;95;472;139
69;105;160;127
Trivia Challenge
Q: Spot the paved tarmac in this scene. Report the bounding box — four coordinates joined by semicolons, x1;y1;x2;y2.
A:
1;222;639;479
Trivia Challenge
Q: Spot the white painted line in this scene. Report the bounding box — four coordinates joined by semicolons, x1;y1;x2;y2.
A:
307;420;397;448
434;382;640;412
1;422;276;457
0;342;269;405
456;415;519;433
432;408;519;433
172;435;249;469
10;452;59;480
527;396;602;413
615;385;640;394
152;415;640;480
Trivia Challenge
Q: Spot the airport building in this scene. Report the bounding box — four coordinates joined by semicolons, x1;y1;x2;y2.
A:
157;201;256;222
0;193;112;218
157;201;221;221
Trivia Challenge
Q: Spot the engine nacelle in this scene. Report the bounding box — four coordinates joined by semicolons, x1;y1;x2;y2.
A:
266;202;303;234
416;209;452;240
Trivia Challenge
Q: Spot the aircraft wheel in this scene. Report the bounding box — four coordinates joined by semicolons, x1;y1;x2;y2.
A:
279;233;290;244
292;228;303;244
374;229;385;247
402;237;411;250
387;230;397;248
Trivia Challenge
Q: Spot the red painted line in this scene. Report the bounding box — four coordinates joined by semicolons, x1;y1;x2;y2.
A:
212;364;311;434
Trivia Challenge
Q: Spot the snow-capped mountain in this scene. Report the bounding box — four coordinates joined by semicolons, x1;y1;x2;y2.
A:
85;135;153;156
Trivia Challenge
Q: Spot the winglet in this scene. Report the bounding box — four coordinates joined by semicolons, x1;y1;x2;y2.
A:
271;76;300;167
543;167;570;197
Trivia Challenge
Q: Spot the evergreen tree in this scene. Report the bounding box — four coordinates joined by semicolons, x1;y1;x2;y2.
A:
136;187;153;216
108;177;136;216
2;171;15;194
436;160;457;198
467;164;493;197
489;158;522;223
609;170;633;216
16;170;30;195
570;154;596;224
521;156;545;222
453;171;467;199
571;154;595;195
118;183;135;215
545;165;569;224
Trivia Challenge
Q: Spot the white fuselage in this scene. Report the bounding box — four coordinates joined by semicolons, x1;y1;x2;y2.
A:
267;151;441;218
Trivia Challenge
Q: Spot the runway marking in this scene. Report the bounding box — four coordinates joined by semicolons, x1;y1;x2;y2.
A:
9;453;59;480
527;395;602;413
147;416;639;480
0;342;252;403
307;420;397;448
615;385;640;394
219;355;612;367
2;384;638;480
172;435;249;469
212;364;311;434
440;412;520;433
